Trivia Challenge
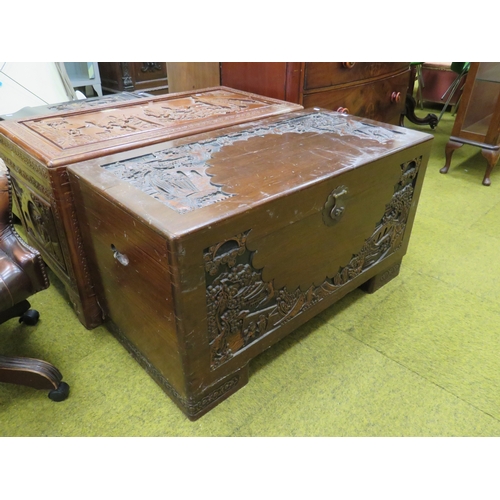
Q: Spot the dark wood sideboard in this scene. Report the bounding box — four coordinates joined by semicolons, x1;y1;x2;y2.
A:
221;62;410;125
98;63;169;95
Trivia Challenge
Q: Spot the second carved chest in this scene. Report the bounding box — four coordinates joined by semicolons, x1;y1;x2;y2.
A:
0;87;301;328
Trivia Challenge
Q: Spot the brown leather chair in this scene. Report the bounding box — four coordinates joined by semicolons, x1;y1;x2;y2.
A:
0;165;69;401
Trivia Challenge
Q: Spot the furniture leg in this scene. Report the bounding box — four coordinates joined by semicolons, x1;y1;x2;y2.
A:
360;259;402;294
185;366;250;421
108;320;249;420
440;139;463;174
402;94;438;129
0;355;69;401
0;299;41;326
481;148;500;186
0;300;30;324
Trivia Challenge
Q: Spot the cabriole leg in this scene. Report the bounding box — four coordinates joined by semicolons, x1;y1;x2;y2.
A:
440;139;463;174
481;148;500;186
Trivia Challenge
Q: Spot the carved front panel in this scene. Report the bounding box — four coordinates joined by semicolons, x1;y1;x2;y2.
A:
205;157;421;369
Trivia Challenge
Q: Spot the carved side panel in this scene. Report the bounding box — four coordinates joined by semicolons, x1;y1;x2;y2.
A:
205;157;421;369
9;175;67;273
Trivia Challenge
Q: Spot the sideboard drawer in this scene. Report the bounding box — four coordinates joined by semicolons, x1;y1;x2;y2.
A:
304;62;409;90
129;62;168;90
303;70;409;125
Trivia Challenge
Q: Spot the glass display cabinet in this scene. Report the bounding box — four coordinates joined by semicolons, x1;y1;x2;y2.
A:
441;62;500;186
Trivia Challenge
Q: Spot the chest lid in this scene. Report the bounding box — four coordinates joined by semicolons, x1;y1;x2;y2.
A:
68;109;433;239
0;86;302;167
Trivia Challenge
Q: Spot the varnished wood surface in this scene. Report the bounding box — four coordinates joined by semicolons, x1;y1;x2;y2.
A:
68;109;433;419
0;355;62;390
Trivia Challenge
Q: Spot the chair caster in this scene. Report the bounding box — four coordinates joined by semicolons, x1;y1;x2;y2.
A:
19;309;40;326
48;381;70;402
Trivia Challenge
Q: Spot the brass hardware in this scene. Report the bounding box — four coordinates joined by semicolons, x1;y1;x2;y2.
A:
322;186;348;226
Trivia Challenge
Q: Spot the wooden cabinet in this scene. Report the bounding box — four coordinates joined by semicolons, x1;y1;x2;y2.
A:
98;62;169;95
68;109;432;419
441;62;500;186
220;62;410;125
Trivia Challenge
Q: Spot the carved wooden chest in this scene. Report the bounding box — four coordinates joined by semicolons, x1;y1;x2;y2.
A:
67;109;432;419
0;87;301;328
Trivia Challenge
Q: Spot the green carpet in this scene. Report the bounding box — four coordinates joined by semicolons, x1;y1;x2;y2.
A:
2;105;500;437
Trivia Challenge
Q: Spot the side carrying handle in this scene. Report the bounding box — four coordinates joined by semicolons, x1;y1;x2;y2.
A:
111;244;129;266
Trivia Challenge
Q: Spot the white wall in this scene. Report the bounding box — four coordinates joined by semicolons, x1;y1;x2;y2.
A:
0;62;71;115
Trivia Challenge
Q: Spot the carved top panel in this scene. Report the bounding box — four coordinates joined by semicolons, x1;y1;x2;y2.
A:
0;88;301;162
100;111;415;214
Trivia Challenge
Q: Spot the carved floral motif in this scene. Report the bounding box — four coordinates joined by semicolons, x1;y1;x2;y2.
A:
205;157;421;369
0;136;50;181
141;63;162;72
